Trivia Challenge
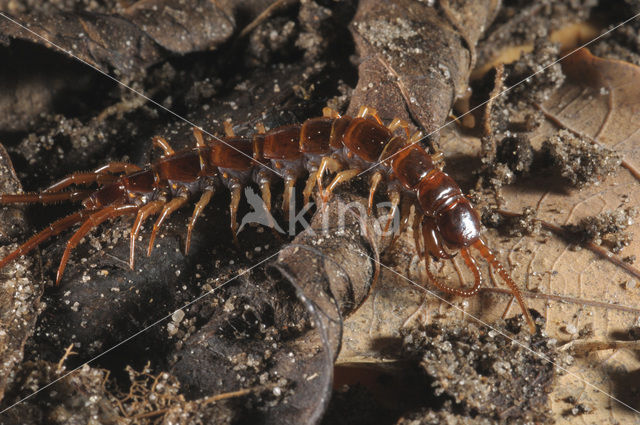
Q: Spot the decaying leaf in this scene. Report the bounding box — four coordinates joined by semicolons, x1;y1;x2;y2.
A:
347;0;500;139
0;144;42;403
339;17;640;425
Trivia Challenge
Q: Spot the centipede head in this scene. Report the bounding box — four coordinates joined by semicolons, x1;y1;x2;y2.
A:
436;201;482;249
419;208;537;334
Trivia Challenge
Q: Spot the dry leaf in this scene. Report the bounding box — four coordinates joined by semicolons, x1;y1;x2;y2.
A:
340;47;640;422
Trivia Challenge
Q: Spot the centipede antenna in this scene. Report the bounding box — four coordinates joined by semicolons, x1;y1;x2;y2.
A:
424;249;482;297
0;211;88;271
472;239;536;333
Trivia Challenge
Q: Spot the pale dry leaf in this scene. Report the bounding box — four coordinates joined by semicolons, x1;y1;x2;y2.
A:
340;49;640;422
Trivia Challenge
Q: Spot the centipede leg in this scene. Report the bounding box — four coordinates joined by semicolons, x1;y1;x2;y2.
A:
302;169;318;206
388;118;410;138
229;180;242;246
223;122;235;137
316;156;342;202
409;131;424;144
185;188;215;255
384;190;400;234
57;204;138;284
147;195;189;256
129;200;165;269
421;216;455;260
390;196;413;246
282;174;296;217
412;213;423;256
472;239;536;333
357;106;383;125
322;169;360;203
0;211;88;272
322;107;340;118
152;136;175;157
368;171;383;214
192;127;206;148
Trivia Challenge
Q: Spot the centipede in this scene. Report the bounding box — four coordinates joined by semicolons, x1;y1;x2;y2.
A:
0;105;536;333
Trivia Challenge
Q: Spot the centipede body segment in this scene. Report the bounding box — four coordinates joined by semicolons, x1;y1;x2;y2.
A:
0;106;536;333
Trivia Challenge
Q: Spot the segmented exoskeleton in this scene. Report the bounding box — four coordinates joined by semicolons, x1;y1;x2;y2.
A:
0;106;536;333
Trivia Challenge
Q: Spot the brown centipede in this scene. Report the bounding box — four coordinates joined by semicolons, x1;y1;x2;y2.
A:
0;105;536;333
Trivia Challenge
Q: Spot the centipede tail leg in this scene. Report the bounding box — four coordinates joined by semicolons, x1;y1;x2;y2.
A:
45;173;118;192
45;162;143;192
471;239;536;333
368;171;383;214
0;190;92;204
0;211;88;272
229;181;242;246
147;194;189;256
185;188;215;255
152;136;175;157
57;204;138;284
130;200;165;269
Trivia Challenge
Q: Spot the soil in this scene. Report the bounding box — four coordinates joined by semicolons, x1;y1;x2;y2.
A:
1;0;640;424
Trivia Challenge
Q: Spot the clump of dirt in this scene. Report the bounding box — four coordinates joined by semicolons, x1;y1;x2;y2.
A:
2;359;259;424
561;396;593;417
398;314;557;424
542;129;622;187
564;208;637;253
1;360;118;424
507;38;566;107
479;133;535;189
482;206;542;237
496;134;534;175
590;0;640;66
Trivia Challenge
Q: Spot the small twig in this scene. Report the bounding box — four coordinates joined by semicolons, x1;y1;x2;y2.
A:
130;385;270;420
496;208;640;281
559;339;640;354
239;0;296;38
480;287;640;315
535;102;640;183
55;343;77;373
